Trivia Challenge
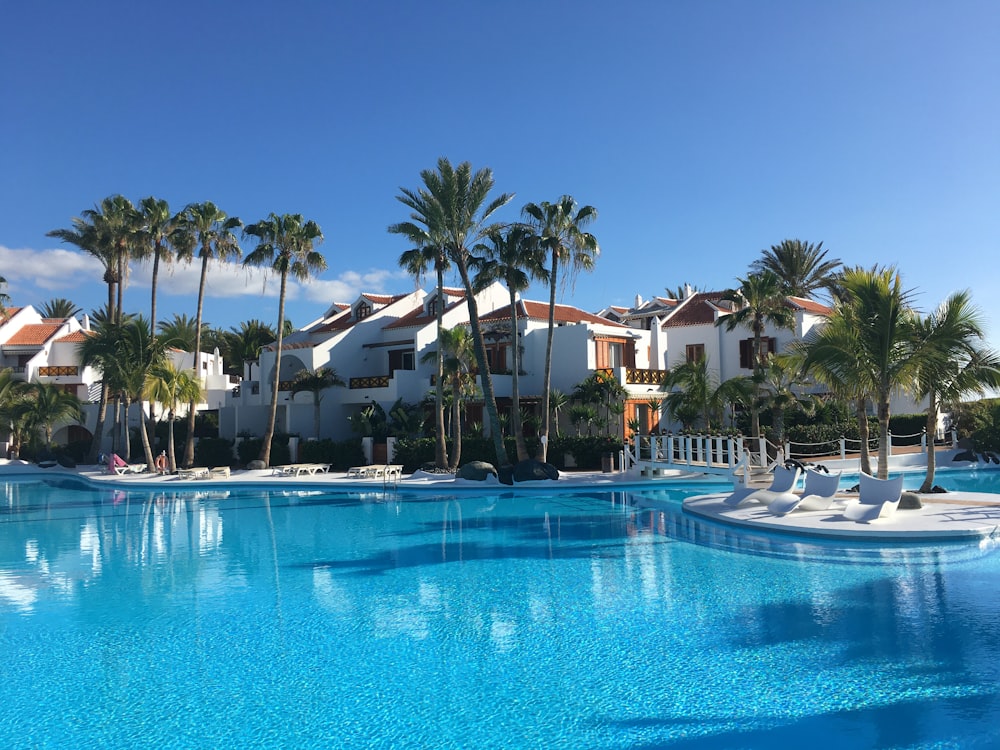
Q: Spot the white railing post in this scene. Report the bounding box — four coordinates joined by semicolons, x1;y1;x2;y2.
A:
705;435;713;468
784;441;791;461
952;429;958;449
686;436;693;465
840;436;846;461
667;434;675;465
888;430;894;457
757;437;767;469
921;428;927;455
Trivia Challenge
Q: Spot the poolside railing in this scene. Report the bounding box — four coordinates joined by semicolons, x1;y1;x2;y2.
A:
783;428;958;462
628;433;781;478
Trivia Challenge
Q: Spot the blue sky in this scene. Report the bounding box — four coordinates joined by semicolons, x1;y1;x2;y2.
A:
2;1;998;344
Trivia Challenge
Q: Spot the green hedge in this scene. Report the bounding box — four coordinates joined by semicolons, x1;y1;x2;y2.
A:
236;435;291;467
298;438;366;471
392;434;623;472
194;438;235;468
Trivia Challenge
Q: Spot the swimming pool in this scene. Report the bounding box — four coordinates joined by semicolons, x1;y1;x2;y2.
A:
2;475;999;748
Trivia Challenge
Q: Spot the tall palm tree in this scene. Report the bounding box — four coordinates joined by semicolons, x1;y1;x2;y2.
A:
522;196;599;462
752;239;841;298
85;195;140;323
390;158;514;469
40;298;81;319
179;201;242;467
663;355;751;432
290;367;345;439
22;381;84;450
243;213;326;467
393;240;450;470
718;271;796;438
116;315;170;469
473;224;548;461
0;371;30;457
157;313;205;352
137;196;190;337
911;291;1000;492
144;361;202;473
802;266;915;479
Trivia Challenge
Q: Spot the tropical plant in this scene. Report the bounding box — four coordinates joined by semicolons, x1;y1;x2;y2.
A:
21;381;83;449
137;196;190;336
179;201;242;466
910;291;1000;491
223;320;277;379
389;157;513;468
755;355;816;444
548;389;570;438
801;266;915;479
40;298;82;319
751;239;841;298
0;371;31;457
420;326;478;468
522;196;599;461
572;370;627;437
717;270;796;438
290;367;345;439
473;224;548;461
243;213;325;467
145;361;202;472
662;355;751;432
393;239;450;470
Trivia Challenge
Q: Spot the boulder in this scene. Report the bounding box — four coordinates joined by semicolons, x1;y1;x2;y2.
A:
247;460;267;471
899;491;923;510
512;459;559;482
953;450;978;463
457;461;497;481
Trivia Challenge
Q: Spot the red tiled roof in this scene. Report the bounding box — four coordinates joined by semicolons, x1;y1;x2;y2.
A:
787;296;832;315
479;300;628;328
384;292;467;330
0;306;23;323
362;293;409;305
660;292;730;328
55;330;91;343
5;322;64;347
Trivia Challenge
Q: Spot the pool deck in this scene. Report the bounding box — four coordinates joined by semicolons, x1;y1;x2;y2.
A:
4;460;999;542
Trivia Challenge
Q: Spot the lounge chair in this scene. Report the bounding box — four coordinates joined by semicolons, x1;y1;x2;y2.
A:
767;468;843;516
177;467;210;480
723;465;801;508
841;473;905;523
209;466;231;480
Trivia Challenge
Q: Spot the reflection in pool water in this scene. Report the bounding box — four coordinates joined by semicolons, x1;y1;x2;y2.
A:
1;476;999;748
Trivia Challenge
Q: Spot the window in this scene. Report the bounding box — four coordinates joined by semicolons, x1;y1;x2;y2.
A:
388;348;415;374
739;337;776;369
427;297;438;317
685;343;705;363
356;302;372;320
595;337;635;369
485;343;507;373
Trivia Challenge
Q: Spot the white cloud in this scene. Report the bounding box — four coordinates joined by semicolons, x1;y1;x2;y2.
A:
0;245;104;291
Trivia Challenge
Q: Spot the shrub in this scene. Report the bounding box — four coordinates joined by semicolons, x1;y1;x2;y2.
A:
195;438;235;467
236;434;291;467
298;438;366;471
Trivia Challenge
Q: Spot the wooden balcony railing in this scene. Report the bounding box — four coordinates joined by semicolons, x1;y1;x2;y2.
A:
596;367;670;386
349;375;390;389
38;366;79;376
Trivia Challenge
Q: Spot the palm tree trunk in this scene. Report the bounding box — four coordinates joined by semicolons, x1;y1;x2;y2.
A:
537;252;559;462
450;383;463;469
456;260;507;468
509;288;528;462
313;394;321;440
919;392;938;493
856;397;872;476
184;255;209;467
434;268;447;469
87;382;110;464
167;414;177;473
877;388;891;480
137;400;155;471
259;270;288;466
122;395;131;460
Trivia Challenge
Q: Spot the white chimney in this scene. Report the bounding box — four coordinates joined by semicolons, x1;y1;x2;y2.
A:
684;283;693;299
635;294;643;308
82;314;90;331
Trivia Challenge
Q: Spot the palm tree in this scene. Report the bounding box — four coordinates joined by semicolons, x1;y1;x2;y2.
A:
137;196;190;337
0;276;9;313
157;313;205;352
40;298;81;319
911;291;1000;492
717;271;796;438
802;266;915;479
0;371;30;457
663;355;750;432
290;367;345;439
224;320;277;379
751;239;841;298
390;158;514;469
179;201;242;467
144;361;202;473
85;195;140;323
548;389;570;438
473;224;548;461
116;315;169;469
243;213;326;467
393;240;450;470
22;381;83;450
756;355;816;444
522;196;599;462
420;326;477;469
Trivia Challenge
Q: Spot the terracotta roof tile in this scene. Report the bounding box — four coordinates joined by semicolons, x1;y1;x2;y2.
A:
5;322;64;346
660;292;730;328
787;296;832;315
479;300;628;328
55;330;91;343
384;292;467;330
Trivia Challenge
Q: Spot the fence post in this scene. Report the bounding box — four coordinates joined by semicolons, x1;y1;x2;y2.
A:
705;435;713;468
840;436;846;461
952;428;958;449
921;428;927;455
667;433;674;465
784;441;791;461
887;430;893;457
757;436;767;469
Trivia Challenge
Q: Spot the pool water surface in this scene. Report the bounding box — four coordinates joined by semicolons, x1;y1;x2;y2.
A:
1;476;999;748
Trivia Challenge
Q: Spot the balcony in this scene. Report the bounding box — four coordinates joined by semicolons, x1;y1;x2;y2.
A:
597;367;670;386
350;375;390;389
38;366;80;376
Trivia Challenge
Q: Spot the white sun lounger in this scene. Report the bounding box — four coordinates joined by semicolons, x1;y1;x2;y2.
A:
767;468;843;515
724;465;802;507
841;473;905;523
177;467;210;480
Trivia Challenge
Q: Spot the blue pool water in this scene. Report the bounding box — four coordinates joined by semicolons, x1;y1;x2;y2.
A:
2;474;1000;749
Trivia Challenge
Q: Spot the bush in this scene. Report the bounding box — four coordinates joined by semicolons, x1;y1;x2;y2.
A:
195;438;235;467
236;435;291;467
888;414;926;444
298;438;366;471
